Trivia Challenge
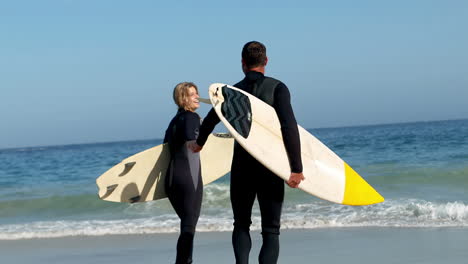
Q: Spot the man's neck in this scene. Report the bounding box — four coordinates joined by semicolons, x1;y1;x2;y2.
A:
245;66;265;74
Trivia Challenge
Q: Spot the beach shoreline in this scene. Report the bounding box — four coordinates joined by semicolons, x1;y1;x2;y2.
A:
1;227;467;264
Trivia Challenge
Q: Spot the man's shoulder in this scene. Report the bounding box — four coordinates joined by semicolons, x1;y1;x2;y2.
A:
263;76;284;87
233;79;245;88
263;76;289;95
264;75;281;82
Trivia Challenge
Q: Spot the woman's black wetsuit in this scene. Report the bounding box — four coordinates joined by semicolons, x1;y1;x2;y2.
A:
164;109;203;264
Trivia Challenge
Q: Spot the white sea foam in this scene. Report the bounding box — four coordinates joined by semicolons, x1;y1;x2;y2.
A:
203;184;231;205
1;199;468;240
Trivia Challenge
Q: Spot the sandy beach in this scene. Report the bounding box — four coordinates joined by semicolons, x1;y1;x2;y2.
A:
2;227;467;264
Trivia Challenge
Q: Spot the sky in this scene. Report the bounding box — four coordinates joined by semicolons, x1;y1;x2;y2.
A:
1;0;467;149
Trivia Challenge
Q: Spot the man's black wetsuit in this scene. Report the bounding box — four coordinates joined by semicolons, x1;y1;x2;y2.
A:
164;109;203;264
196;71;302;264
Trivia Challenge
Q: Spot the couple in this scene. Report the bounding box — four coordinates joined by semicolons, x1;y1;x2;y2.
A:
164;41;305;264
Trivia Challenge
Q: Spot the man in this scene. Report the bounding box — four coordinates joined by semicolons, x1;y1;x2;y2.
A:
189;41;304;264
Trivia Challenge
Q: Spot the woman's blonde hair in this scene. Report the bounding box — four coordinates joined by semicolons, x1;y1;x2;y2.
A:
173;82;198;111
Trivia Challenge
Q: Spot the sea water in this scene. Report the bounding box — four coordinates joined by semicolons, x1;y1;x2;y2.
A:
1;119;467;240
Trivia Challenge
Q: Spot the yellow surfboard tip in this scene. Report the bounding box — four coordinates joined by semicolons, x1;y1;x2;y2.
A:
342;163;384;206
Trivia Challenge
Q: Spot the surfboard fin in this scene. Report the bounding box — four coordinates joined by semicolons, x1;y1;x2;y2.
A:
119;162;136;177
99;184;118;200
129;195;141;203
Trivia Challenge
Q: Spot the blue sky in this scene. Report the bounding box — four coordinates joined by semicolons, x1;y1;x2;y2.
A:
1;0;467;149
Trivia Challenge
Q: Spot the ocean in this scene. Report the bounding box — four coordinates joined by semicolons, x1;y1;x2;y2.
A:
1;119;467;240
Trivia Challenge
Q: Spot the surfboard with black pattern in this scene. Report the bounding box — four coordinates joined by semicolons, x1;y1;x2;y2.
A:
208;83;384;206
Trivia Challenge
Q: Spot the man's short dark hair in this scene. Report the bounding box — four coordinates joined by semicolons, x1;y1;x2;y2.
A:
242;41;267;69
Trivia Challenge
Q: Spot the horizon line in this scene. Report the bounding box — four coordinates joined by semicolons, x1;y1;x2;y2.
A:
1;117;467;151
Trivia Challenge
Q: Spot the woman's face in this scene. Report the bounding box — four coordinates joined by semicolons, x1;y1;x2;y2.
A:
186;86;200;111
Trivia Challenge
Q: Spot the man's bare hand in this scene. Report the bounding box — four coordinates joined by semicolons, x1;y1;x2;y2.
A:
187;140;202;153
286;172;305;188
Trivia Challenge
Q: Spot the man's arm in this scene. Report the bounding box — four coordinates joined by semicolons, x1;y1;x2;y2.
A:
273;83;305;188
188;108;220;152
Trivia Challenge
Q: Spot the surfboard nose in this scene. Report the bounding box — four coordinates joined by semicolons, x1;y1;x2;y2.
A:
342;163;385;206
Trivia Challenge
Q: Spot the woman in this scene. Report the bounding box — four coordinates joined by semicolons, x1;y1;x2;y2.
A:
163;82;202;264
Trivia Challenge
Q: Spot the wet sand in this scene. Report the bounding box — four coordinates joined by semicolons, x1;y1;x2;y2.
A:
1;227;468;263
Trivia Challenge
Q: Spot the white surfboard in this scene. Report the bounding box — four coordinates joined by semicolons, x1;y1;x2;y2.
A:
96;133;234;203
208;83;384;206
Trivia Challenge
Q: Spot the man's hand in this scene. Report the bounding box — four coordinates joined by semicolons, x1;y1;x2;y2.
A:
286;172;305;188
187;140;203;153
